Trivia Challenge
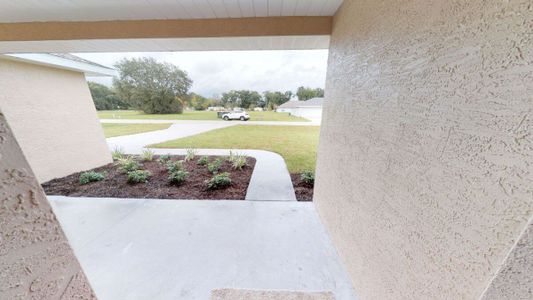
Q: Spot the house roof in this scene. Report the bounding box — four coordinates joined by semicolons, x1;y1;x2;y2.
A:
301;97;324;107
48;53;112;70
278;97;324;109
278;100;304;109
0;53;116;77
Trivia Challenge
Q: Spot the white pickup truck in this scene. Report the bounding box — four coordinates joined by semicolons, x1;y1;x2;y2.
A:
221;110;250;121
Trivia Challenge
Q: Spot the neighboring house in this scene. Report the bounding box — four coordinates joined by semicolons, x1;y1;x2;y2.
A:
276;97;323;122
0;53;115;182
276;100;301;113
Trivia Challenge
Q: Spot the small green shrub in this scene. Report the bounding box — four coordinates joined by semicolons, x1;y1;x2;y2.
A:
300;170;315;186
166;160;184;173
232;156;247;170
227;150;241;163
227;151;247;170
197;155;209;166
127;170;151;183
117;156;140;173
79;171;106;185
206;172;231;190
207;158;223;174
111;147;125;160
157;154;172;165
185;148;197;162
227;150;236;163
141;149;155;161
168;170;188;184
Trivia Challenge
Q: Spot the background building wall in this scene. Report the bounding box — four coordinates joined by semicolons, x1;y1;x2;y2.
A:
291;107;323;123
0;112;96;299
0;58;112;182
314;0;532;299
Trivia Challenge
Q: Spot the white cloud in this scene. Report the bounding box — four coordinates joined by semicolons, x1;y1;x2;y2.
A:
77;50;328;98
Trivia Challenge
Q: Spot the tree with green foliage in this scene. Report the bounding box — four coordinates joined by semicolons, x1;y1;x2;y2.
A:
187;92;218;110
263;91;293;110
220;90;263;109
88;82;129;110
113;57;192;114
296;86;324;101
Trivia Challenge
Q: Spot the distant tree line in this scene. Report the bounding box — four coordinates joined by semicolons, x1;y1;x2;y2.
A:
296;86;324;101
218;86;323;110
88;82;130;110
88;57;324;113
186;93;220;111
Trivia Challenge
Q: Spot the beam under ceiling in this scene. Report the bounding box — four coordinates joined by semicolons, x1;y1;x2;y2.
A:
0;17;332;42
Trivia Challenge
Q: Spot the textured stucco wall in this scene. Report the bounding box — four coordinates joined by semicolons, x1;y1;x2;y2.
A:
315;0;532;299
0;58;112;182
0;112;96;299
481;216;533;300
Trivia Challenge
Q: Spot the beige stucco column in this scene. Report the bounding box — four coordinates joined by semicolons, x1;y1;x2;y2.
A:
315;0;532;299
0;111;96;299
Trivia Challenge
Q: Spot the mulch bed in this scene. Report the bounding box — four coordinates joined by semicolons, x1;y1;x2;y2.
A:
42;155;256;200
290;173;314;201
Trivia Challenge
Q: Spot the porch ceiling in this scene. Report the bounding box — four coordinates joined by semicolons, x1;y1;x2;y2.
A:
0;1;337;52
0;0;343;22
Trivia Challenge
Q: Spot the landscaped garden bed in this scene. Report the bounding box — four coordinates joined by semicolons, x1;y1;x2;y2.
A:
42;151;256;200
290;171;314;201
149;125;319;201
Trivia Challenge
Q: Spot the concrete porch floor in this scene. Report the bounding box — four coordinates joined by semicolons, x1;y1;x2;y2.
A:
48;196;357;300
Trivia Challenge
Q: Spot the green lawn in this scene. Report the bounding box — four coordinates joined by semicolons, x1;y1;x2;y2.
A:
98;110;309;122
102;123;172;138
151;125;320;173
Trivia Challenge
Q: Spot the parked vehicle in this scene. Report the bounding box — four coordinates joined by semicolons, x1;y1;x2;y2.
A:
222;110;250;121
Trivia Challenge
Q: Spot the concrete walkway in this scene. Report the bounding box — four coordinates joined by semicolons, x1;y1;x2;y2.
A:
101;119;321;126
107;123;297;201
49;196;357;300
107;122;234;153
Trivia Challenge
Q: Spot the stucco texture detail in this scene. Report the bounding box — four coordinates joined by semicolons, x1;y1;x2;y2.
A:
481;216;533;300
0;112;96;299
0;58;112;182
315;0;532;299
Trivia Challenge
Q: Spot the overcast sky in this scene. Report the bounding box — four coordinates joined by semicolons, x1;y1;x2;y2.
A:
77;50;328;98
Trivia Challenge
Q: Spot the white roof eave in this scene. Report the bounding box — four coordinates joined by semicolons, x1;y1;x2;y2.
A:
0;53;116;77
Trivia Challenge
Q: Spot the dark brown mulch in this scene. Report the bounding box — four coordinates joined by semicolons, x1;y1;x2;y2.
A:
42;155;256;200
290;173;314;201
